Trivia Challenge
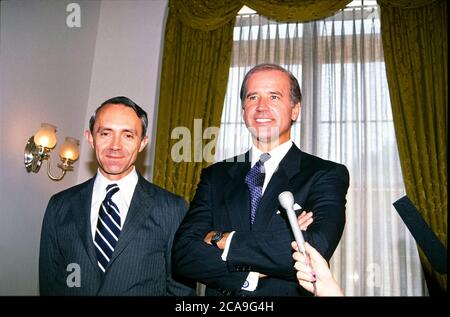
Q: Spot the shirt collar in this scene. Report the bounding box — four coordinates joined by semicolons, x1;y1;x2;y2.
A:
251;140;293;167
93;167;139;204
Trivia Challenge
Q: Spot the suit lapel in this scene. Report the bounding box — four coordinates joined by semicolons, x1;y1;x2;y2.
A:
107;174;155;267
224;152;252;231
73;178;99;271
252;144;303;230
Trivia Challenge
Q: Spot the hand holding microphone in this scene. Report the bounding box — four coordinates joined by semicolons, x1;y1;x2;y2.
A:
292;241;344;296
278;191;317;296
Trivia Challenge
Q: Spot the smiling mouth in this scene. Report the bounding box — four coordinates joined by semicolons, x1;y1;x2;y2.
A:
255;118;273;123
106;155;124;159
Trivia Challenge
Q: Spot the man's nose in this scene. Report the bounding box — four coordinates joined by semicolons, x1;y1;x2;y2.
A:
110;135;122;149
256;97;270;111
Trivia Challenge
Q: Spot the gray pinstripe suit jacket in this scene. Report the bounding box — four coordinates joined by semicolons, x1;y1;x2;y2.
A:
39;173;195;296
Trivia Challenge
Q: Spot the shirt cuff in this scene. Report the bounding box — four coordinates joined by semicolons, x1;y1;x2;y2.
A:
220;231;235;261
241;271;260;291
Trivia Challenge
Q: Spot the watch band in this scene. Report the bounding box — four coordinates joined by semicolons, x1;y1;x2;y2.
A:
211;231;224;248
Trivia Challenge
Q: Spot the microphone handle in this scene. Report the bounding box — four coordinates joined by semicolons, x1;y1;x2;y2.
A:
285;206;318;296
285;207;306;253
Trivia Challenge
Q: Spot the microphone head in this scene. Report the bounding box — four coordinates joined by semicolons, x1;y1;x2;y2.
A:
278;191;295;210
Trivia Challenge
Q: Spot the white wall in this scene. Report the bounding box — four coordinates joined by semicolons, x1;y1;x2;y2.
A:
0;0;167;295
77;0;168;183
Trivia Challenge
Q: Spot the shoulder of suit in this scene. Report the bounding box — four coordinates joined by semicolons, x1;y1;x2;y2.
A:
203;153;249;171
137;176;186;205
135;178;188;221
50;177;94;201
300;151;348;171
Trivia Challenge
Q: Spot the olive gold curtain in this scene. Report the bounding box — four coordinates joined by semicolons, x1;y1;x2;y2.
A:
217;6;428;295
153;0;351;201
154;0;447;295
153;0;238;200
378;0;447;295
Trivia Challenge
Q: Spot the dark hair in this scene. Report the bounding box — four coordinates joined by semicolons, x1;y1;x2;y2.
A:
239;63;302;107
89;96;148;138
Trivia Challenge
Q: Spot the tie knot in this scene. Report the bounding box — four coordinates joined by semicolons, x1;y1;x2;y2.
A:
245;152;271;186
105;184;119;200
257;153;271;173
259;152;271;164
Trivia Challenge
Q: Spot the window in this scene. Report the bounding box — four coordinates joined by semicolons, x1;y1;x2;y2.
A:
216;1;427;295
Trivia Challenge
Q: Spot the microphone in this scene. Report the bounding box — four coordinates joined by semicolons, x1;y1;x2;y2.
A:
393;195;447;274
279;191;317;296
278;191;306;253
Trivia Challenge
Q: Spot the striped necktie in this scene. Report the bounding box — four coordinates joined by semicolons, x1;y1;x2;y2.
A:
245;153;271;225
94;183;121;273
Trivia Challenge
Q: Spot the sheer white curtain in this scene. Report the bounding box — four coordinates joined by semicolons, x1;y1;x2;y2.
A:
216;2;428;296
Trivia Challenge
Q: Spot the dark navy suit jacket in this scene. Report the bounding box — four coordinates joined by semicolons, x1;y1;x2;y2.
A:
172;144;349;296
39;173;195;296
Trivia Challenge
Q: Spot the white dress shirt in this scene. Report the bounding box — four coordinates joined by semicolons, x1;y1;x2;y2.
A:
90;167;138;241
222;140;294;291
250;140;293;195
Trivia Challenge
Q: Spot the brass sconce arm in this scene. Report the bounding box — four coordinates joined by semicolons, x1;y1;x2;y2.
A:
24;123;80;181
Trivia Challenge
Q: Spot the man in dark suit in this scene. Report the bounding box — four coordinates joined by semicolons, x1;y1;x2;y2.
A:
172;64;349;296
39;96;195;296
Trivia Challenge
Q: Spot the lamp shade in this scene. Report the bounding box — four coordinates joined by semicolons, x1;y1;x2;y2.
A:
59;137;80;161
34;123;57;148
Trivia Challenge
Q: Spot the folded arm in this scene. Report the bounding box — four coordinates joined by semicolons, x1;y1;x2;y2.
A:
225;164;349;278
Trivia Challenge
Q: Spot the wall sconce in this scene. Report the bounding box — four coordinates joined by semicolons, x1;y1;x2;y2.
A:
24;123;80;181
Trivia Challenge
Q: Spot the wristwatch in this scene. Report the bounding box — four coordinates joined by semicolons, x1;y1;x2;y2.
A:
211;231;224;248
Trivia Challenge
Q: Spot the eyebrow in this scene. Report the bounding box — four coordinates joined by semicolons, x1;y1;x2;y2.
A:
246;90;283;97
96;127;138;134
268;90;283;96
96;127;112;133
122;129;138;135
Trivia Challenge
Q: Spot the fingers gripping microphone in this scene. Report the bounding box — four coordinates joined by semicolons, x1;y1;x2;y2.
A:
279;191;317;296
278;191;306;253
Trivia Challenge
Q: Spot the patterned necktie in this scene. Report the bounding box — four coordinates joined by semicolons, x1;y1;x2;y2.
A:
245;153;271;225
94;183;121;273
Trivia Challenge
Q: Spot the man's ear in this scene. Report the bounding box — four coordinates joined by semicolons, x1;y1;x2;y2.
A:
139;136;149;152
85;130;94;149
291;102;301;121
